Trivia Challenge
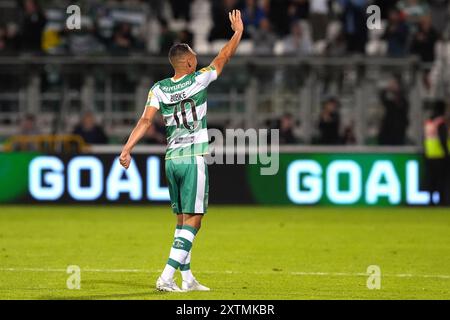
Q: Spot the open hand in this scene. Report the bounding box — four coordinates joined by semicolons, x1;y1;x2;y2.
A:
229;9;243;33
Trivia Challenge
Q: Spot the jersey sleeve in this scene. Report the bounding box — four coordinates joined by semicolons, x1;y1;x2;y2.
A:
195;66;218;88
145;85;160;110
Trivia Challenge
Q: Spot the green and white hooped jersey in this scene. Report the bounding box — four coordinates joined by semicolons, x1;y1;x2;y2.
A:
146;66;218;159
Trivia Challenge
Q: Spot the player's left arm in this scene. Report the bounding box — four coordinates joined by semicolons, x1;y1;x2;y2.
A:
119;105;158;170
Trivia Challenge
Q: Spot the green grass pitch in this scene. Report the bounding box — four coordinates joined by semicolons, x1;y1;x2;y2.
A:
0;206;449;300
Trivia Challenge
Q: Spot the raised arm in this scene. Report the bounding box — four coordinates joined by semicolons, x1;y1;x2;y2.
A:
210;9;244;76
119;106;158;169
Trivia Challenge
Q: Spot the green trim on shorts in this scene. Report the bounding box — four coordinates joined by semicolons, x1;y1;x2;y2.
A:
165;156;209;214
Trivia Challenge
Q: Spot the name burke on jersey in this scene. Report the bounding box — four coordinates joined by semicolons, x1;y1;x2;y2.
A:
170;91;187;103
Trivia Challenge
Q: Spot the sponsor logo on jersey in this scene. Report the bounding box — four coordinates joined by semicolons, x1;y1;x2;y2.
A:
174;136;195;144
161;80;193;93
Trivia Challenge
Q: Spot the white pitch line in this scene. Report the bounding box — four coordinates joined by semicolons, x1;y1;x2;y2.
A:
0;267;449;280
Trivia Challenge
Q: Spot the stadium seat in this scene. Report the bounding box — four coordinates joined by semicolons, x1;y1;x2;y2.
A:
236;40;254;55
313;40;328;55
273;40;285;56
211;40;228;54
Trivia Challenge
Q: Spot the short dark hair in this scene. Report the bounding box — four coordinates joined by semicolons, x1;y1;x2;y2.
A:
168;43;191;62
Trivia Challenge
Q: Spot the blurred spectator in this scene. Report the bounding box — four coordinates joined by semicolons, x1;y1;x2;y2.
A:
143;115;166;144
268;0;291;36
7;24;20;52
397;0;430;25
143;125;166;144
73;112;108;144
410;15;440;63
251;18;277;56
0;24;14;55
325;30;347;56
423;100;449;205
177;29;194;49
4;0;448;61
19;0;47;53
209;0;237;41
378;76;409;145
383;9;410;57
168;0;192;21
309;0;329;42
42;28;64;55
110;23;140;55
282;21;312;56
374;0;400;19
241;0;266;37
342;122;357;144
318;97;341;145
288;0;310;21
19;114;40;136
268;113;297;144
11;114;40;151
278;113;298;144
159;19;176;55
428;0;449;32
339;0;369;54
66;26;105;56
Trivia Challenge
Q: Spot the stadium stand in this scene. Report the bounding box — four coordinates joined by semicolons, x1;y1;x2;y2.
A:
0;0;449;147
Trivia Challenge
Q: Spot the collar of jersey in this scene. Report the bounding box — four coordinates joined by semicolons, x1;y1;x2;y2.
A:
171;74;187;83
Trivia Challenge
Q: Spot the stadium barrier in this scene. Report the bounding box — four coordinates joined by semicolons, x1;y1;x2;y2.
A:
0;55;424;146
3;134;88;153
1;145;445;206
